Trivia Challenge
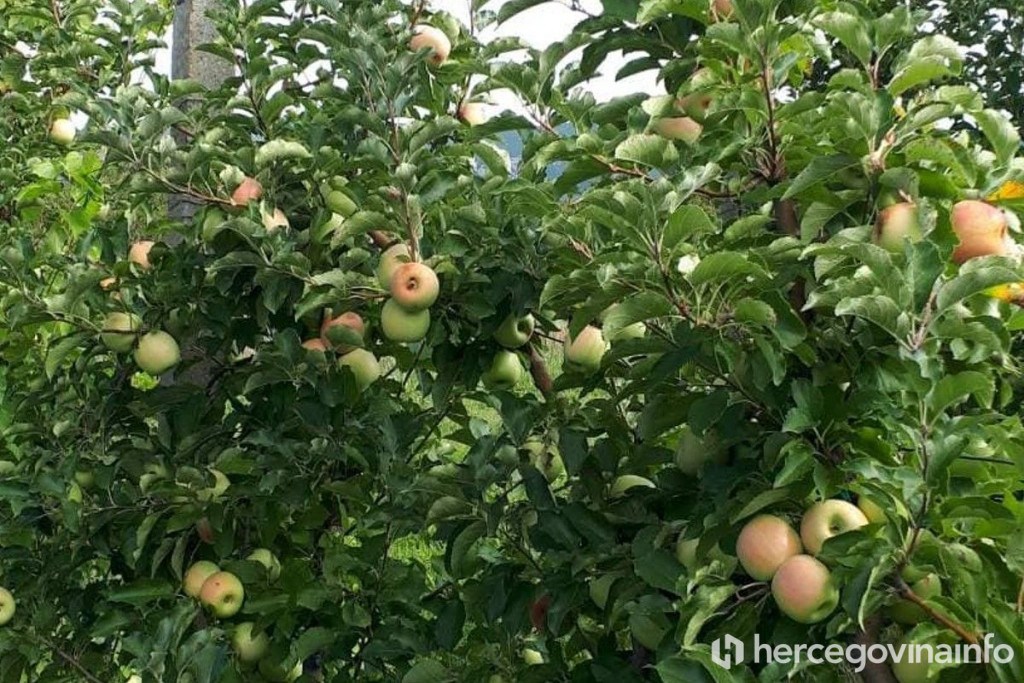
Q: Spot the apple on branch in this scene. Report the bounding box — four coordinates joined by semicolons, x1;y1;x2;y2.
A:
321;311;365;352
389;262;439;311
771;554;839;623
564;325;606;373
409;25;451;66
377;243;411;289
494;313;535;349
381;299;430;343
100;312;141;353
0;587;15;626
133;330;181;375
735;514;802;580
482;350;523;390
800;499;869;556
338;348;381;391
232;622;270;664
873;202;921;252
199;570;245;618
950;199;1010;264
49;118;75;145
183;560;220;599
129;240;155;270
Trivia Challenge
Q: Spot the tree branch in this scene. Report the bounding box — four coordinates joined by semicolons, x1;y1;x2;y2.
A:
895;577;980;645
852;615;899;683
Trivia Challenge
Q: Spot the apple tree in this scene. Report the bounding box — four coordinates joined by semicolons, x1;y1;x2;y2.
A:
1;0;1023;682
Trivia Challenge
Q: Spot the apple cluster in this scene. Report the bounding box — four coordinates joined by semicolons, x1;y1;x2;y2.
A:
735;499;870;623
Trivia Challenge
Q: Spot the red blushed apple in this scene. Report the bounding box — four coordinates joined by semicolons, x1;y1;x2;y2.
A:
771;554;839;624
873;202;922;252
389;262;439;311
320;311;365;352
529;594;551;631
302;338;328;352
199;571;245;618
735;514;802;581
231;177;263;207
458;102;489;126
950;199;1009;264
409;25;451;66
183;560;220;598
712;0;734;20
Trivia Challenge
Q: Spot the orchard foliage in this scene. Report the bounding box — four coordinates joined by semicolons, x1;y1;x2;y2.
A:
1;0;1024;682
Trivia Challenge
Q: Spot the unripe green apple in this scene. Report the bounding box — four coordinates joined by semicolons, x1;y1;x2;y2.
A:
133;331;181;375
338;348;381;391
231;622;269;663
522;648;544;665
674;426;724;476
800;499;869;556
247;548;281;580
609;474;656;497
129;240;155;270
523;439;564;482
377;243;411;289
0;461;17;477
50;118;75;145
381;298;430;342
199;571;244;618
482;350;523;390
857;496;886;524
409;25;451;66
770;554;839;624
259;660;302;683
564;325;606;373
321;311;365;352
0;587;15;625
951;200;1009;264
873;202;921;253
890;571;942;624
100;312;141;353
389;262;439;311
736;514;802;581
494;313;535;348
891;639;939;683
653;116;702;144
183;560;220;598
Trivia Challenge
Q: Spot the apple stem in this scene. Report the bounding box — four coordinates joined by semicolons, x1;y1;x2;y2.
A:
895;576;980;645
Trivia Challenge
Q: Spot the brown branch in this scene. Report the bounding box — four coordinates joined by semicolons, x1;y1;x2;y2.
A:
895;577;980;645
853;615;899;683
527;343;553;398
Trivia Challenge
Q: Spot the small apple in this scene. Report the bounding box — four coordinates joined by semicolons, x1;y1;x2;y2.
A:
674;426;724;476
133;330;181;375
261;207;289;232
771;554;839;623
564;325;606;373
321;311;365;352
857;496;886;524
409;25;451;66
0;587;15;625
529;594;550;630
199;571;244;618
494;313;535;349
735;514;802;581
302;338;328;353
482;350;523;390
873;202;921;252
653;116;702;144
712;0;734;20
338;348;381;391
890;568;942;625
381;298;430;342
231;622;269;663
891;638;939;683
523;439;564;482
196;517;216;544
389;262;439;311
129;240;155;270
951;199;1009;264
247;548;281;580
609;474;656;497
458;102;489;126
377;243;411;289
522;648;544;665
99;276;118;291
800;499;869;556
231;177;263;207
74;470;95;488
259;659;302;683
100;312;141;353
50;118;75;145
183;560;220;598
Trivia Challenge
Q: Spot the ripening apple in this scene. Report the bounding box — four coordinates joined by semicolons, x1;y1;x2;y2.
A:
951;200;1009;264
183;560;220;598
800;499;869;556
564;325;606;373
231;176;263;207
133;330;181;375
196;517;216;544
50;118;75;145
377;243;411;288
735;514;802;581
409;24;452;66
712;0;734;19
261;207;289;232
99;276;118;291
129;240;155;270
653;116;702;144
100;312;141;353
390;262;439;311
338;348;381;391
247;548;281;581
609;474;656;497
458;102;489;126
321;311;365;352
891;639;939;683
857;496;886;524
494;313;535;348
0;587;15;626
482;350;523;390
199;571;244;618
259;659;302;683
302;338;328;353
675;533;727;572
677;69;713;120
381;298;430;342
231;622;269;663
771;554;838;623
873;202;921;252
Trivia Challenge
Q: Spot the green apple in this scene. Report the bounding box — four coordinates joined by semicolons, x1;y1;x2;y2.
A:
183;560;220;598
0;461;17;477
674;426;723;476
482;350;523;390
857;496;886;524
522;648;543;665
74;470;95;488
381;298;430;342
199;571;244;618
338;348;381;391
376;243;411;288
100;312;141;352
0;587;15;625
50;118;75;145
133;330;181;375
564;325;606;373
197;469;230;502
139;462;168;493
494;313;535;348
770;554;839;624
891;639;939;683
247;548;281;580
258;659;302;682
389;262;439;311
873;202;921;253
231;622;269;663
890;571;942;624
523;439;564;482
800;499;869;556
609;474;656;497
736;514;802;581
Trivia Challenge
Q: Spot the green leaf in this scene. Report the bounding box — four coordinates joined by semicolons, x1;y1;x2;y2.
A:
687;252;769;287
783;155;858;199
974;110;1021;165
834;295;903;339
613;133;678;168
935;263;1023;312
403;660;451;683
665;204;715;250
926;371;992;423
815;11;872;66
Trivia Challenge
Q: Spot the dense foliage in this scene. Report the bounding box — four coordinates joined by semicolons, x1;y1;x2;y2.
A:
1;0;1023;682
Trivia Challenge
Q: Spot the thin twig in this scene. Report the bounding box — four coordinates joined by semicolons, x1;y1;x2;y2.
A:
895;577;980;645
